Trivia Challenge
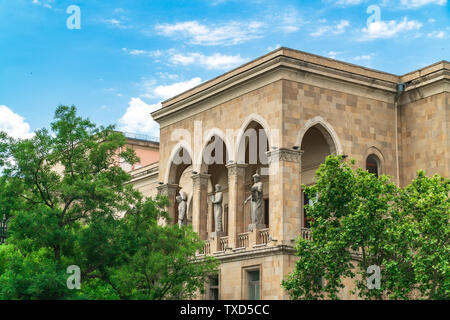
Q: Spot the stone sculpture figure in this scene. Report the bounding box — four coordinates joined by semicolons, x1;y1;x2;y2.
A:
211;184;223;232
244;173;265;232
176;191;187;227
210;184;225;239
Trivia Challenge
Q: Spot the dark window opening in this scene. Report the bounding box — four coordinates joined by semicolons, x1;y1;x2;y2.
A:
248;270;260;300
264;198;269;227
366;155;380;177
209;275;219;300
224;205;229;235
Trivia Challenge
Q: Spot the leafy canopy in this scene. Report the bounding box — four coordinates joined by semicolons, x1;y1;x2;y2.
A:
282;155;449;300
0;105;217;299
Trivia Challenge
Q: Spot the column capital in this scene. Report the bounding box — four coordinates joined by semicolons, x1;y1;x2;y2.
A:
156;183;179;195
266;148;303;164
191;173;210;186
225;162;247;176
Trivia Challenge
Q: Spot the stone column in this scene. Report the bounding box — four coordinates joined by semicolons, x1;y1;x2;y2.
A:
156;183;179;225
266;148;303;246
191;173;210;240
226;163;247;249
207;193;214;237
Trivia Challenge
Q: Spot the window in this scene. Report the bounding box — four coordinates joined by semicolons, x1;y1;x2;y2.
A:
209;275;219;300
247;270;260;300
366;154;380;177
264;198;269;227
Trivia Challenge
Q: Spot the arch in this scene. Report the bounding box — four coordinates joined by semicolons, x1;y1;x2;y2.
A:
196;128;232;173
235;113;273;161
199;133;231;237
234;115;272;233
365;146;385;176
296;116;343;155
164;141;193;184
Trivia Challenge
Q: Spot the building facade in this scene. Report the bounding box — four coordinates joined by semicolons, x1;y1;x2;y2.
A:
129;47;449;299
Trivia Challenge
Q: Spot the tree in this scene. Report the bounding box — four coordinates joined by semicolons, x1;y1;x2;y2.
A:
282;155;449;300
0;105;216;299
393;171;449;299
94;195;218;300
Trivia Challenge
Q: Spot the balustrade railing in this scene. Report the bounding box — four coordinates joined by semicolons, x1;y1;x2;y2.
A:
259;228;270;245
219;237;229;251
202;240;211;255
237;232;249;249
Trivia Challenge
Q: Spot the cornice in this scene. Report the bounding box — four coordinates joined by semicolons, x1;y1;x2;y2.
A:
203;245;297;264
152;56;283;122
152;55;401;124
127;169;159;184
151;48;448;127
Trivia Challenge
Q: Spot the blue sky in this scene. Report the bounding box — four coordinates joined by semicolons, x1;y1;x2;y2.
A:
0;0;448;139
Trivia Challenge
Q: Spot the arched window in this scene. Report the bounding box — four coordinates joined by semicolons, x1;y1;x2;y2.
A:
366;154;380;177
300;123;336;229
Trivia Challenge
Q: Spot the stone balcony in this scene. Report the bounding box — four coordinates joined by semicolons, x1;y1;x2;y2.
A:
197;227;312;257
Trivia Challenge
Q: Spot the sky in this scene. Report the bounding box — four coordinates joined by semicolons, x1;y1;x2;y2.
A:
0;0;448;140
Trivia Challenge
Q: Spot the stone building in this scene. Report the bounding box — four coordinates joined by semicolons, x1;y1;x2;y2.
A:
128;47;449;299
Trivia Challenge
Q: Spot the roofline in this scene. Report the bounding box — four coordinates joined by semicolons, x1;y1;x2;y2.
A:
152;47;448;121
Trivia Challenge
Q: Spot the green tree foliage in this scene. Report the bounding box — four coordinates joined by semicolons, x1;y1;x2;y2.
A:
282;155;449;300
0;105;216;299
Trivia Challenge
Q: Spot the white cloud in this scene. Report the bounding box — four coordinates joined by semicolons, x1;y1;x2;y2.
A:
353;53;375;61
310;20;350;37
123;48;246;70
102;18;129;29
336;20;350;33
32;0;53;8
400;0;447;8
267;44;281;52
153;78;203;100
118;98;161;137
170;52;247;70
171;54;197;65
310;26;329;37
122;48;163;57
427;30;445;38
327;51;342;59
275;8;303;33
157;72;179;80
352;53;375;67
360;17;422;40
334;0;365;6
155;20;264;46
0;105;34;139
118;78;203;136
128;49;146;55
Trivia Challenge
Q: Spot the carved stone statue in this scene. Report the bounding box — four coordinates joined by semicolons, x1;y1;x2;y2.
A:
244;173;265;232
176;191;187;227
210;184;225;239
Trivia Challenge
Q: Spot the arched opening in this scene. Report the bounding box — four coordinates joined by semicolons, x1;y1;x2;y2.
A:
166;146;193;225
237;121;270;233
201;135;230;239
300;124;336;228
366;154;380;177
